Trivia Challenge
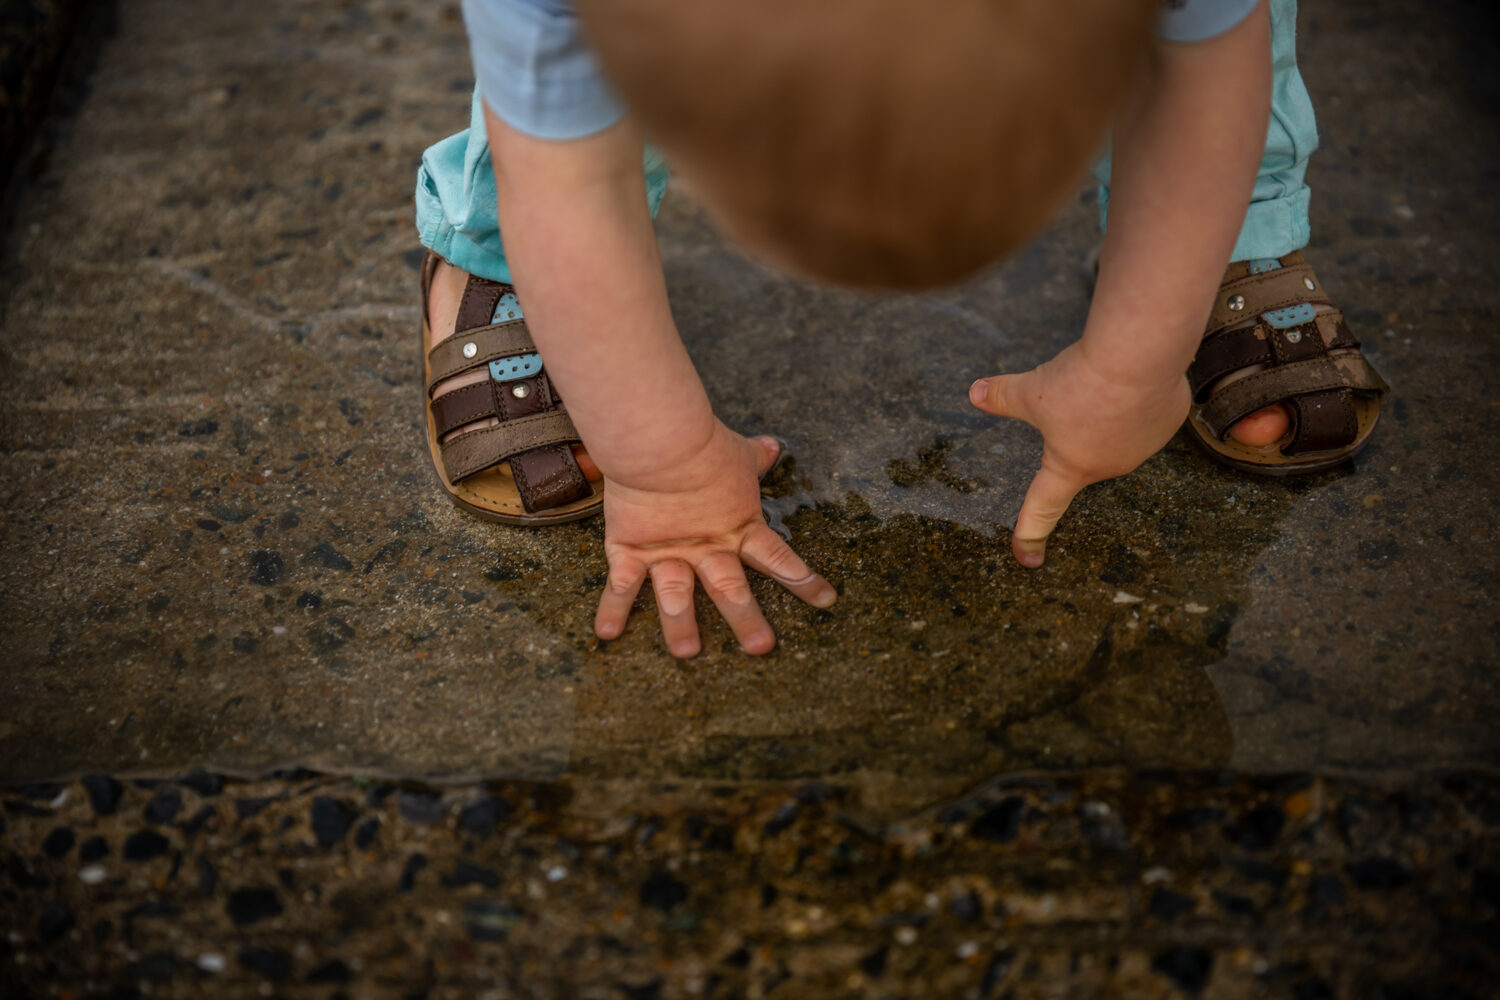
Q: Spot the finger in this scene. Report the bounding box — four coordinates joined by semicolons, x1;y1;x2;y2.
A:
969;372;1030;424
595;554;646;640
650;560;701;658
1011;461;1084;568
696;551;776;655
741;524;837;608
750;435;784;477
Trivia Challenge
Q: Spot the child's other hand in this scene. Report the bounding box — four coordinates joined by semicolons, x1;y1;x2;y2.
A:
968;342;1190;568
594;425;837;657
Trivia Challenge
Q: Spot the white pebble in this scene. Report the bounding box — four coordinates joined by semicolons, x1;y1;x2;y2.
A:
956;941;979;960
546;865;567;882
196;952;227;973
894;927;918;946
78;865;107;885
1184;603;1209;614
1141;866;1172;884
1112;590;1143;605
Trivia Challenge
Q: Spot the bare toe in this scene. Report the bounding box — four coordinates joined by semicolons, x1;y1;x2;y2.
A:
1228;404;1290;446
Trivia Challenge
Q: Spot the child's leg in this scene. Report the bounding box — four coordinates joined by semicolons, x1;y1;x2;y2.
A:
1095;0;1318;447
416;90;669;482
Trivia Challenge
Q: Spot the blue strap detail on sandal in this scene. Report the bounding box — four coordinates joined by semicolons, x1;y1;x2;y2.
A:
1248;258;1283;275
489;352;542;382
1264;302;1317;329
491;292;523;324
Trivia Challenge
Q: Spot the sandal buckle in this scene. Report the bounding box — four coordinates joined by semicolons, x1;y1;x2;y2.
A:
489;352;543;382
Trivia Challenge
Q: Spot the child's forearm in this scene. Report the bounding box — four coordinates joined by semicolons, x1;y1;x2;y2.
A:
1080;0;1271;387
484;107;719;490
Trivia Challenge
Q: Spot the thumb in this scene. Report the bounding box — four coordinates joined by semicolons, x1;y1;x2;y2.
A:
1011;460;1083;568
969;371;1031;423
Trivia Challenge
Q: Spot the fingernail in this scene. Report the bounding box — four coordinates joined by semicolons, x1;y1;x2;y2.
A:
1015;541;1045;568
969;379;988;406
671;641;697;658
745;632;774;654
597;623;619;639
660;595;689;617
813;588;837;608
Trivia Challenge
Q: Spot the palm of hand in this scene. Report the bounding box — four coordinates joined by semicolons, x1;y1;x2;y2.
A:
593;424;836;657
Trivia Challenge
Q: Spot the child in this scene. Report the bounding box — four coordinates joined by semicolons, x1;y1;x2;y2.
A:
415;0;1388;658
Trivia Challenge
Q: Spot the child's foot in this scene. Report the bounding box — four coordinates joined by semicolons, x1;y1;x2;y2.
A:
425;258;602;480
1185;252;1388;474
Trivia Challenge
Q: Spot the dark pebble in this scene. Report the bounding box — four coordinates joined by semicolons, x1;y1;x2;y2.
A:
1347;857;1412;890
239;946;292;979
443;862;501;889
236;796;278;818
249;550;284;585
8;853;48;889
38;901;74;943
1149;887;1196;920
79;836;109;862
181;803;217;838
1167;806;1226;830
311;796;357;848
763;802;798;836
859;945;889;977
1293;976;1334;1000
1212;890;1260;920
462;899;521;941
1474;868;1500;911
951;890;982;922
639;870;688;912
399;852;429;892
198;855;219;897
354;816;380;850
144;786;183;825
1308;874;1346;907
458;796;509;838
398;790;447;824
619;978;663;1000
969;796;1024;843
1225;804;1285;852
42;827;75;858
277;866;296;889
297;591;323;609
81;774;124;816
980;951;1015;994
307;958;352;983
1153;947;1214;994
722;947;751;968
226;886;283;925
126;952;178;979
18;782;62;800
177;770;223;796
123;830;171;861
1230;858;1287;889
302;542;353;571
178;419;218;436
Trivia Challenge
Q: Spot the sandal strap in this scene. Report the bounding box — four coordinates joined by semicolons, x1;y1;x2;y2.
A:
1199;354;1389;441
1206;263;1330;336
440;409;582;483
1188;325;1273;401
426;321;535;391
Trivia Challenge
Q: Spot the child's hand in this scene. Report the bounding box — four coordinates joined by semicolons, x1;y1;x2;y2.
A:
594;424;837;657
969;342;1190;567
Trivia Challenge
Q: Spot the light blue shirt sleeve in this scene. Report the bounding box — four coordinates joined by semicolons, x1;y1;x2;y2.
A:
461;0;625;140
1157;0;1261;42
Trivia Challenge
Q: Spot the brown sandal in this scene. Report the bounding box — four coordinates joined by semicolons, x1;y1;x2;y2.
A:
1185;251;1390;476
420;252;603;524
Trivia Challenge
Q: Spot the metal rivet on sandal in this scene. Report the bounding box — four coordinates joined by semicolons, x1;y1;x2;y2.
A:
462;342;477;359
511;383;531;399
1303;277;1315;290
1228;294;1245;311
1286;329;1303;344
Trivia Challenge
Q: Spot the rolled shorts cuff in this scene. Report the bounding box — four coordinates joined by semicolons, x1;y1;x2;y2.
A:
1228;186;1310;262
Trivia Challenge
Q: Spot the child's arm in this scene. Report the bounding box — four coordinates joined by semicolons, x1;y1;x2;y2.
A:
969;0;1272;566
485;108;837;657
